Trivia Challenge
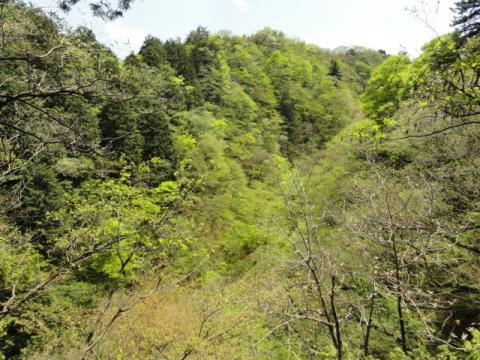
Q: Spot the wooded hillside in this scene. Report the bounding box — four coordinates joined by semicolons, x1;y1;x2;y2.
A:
0;1;479;359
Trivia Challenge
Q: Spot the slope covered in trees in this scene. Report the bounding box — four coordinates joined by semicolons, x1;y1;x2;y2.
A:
0;1;479;359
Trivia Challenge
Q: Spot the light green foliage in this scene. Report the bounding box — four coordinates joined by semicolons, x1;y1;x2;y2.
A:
47;174;184;285
361;55;411;123
54;157;95;179
0;222;46;297
3;2;480;359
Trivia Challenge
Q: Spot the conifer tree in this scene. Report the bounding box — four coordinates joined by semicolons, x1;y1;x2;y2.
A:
452;0;480;41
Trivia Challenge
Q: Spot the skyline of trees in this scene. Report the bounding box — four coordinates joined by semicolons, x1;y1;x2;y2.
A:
0;1;479;359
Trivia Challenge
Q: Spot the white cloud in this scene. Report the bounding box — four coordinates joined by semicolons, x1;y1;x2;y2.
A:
232;0;250;11
103;21;148;55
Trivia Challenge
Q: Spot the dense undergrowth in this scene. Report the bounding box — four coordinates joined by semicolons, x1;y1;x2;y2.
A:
0;1;479;359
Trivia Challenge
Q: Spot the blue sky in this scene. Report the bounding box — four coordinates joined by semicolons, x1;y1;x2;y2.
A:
32;0;456;58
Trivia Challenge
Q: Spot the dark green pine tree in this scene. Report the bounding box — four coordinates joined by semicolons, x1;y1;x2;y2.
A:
139;36;166;67
99;102;144;162
163;39;196;80
138;112;176;163
186;26;219;78
328;60;342;80
451;0;480;41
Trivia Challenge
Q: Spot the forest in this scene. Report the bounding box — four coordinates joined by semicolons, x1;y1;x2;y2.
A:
0;0;479;359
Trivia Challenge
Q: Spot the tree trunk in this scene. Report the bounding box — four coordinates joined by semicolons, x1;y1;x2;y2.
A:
364;287;376;356
391;232;407;353
330;276;343;360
